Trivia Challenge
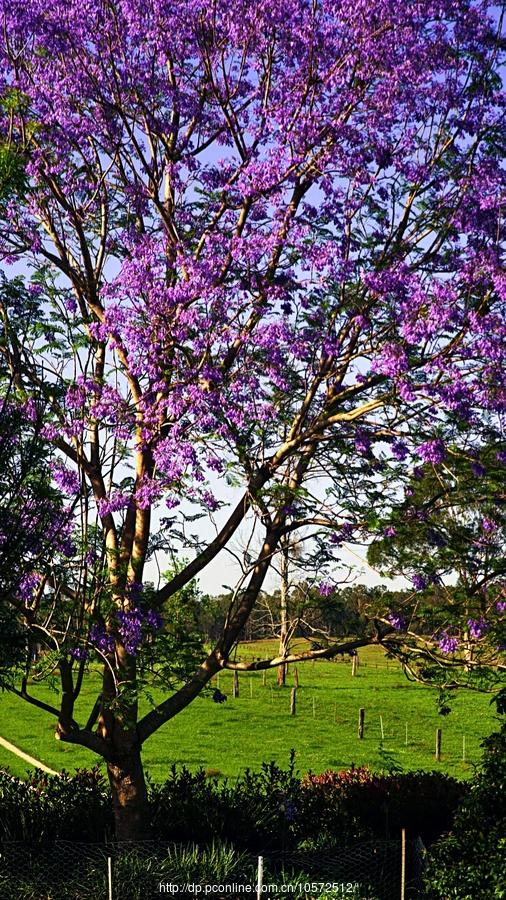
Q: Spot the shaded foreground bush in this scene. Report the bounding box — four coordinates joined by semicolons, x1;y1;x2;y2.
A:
0;757;465;850
424;719;506;899
0;842;257;900
0;839;404;900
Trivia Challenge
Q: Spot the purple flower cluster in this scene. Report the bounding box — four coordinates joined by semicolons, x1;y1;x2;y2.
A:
416;440;446;465
330;523;354;545
481;517;497;533
387;612;406;631
50;462;81;496
89;624;115;655
438;631;459;654
411;574;428;591
89;606;163;657
18;572;41;602
318;581;334;597
70;647;89;661
117;607;164;655
467;617;489;640
391;440;409;461
372;343;408;378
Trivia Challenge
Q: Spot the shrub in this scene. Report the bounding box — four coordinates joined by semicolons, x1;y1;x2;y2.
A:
0;757;466;850
425;720;506;899
300;768;466;846
148;765;227;843
219;752;303;851
0;767;112;844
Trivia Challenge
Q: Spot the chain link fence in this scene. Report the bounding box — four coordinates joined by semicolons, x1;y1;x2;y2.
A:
0;838;428;900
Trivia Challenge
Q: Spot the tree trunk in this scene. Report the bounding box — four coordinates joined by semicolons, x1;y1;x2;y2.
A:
277;537;289;686
107;743;149;841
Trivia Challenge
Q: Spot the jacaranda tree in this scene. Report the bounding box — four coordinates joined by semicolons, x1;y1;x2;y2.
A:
368;448;506;693
0;0;505;837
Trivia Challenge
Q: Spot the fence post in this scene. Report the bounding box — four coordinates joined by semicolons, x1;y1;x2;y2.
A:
352;655;358;677
380;715;384;741
107;856;113;900
233;670;239;698
294;666;299;688
290;687;297;716
256;856;264;900
358;707;365;739
400;829;406;900
435;727;442;761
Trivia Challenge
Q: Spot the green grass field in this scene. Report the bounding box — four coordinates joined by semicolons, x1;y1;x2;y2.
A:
0;643;499;781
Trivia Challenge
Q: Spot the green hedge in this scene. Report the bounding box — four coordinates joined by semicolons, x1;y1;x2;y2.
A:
425;720;506;899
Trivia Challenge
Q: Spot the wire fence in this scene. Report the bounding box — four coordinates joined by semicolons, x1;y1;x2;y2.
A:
0;837;428;900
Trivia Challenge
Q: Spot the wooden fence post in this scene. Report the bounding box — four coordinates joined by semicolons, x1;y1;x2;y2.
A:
233;670;239;698
358;707;365;739
290;687;297;716
435;727;442;761
400;828;406;900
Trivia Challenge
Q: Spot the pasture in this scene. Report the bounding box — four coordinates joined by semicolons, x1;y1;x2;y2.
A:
0;643;498;780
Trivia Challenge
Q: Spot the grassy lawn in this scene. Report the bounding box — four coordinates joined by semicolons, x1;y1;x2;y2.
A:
0;643;499;781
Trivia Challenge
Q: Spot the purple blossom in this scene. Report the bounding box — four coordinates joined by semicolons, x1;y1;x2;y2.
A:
89;624;115;655
70;647;89;661
116;606;164;655
467;617;489;640
201;490;219;511
355;429;371;455
438;632;459;654
318;581;334;597
383;525;397;537
330;522;354;545
97;492;130;517
496;600;506;614
481;517;497;533
25;397;38;423
51;462;81;496
117;608;144;655
387;612;406;631
18;572;41;602
411;574;428;591
471;461;487;478
145;609;164;630
416;440;446;465
391;441;409;461
372;343;408;377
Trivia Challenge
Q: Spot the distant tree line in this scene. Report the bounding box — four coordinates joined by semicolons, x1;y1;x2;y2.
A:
193;583;409;645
